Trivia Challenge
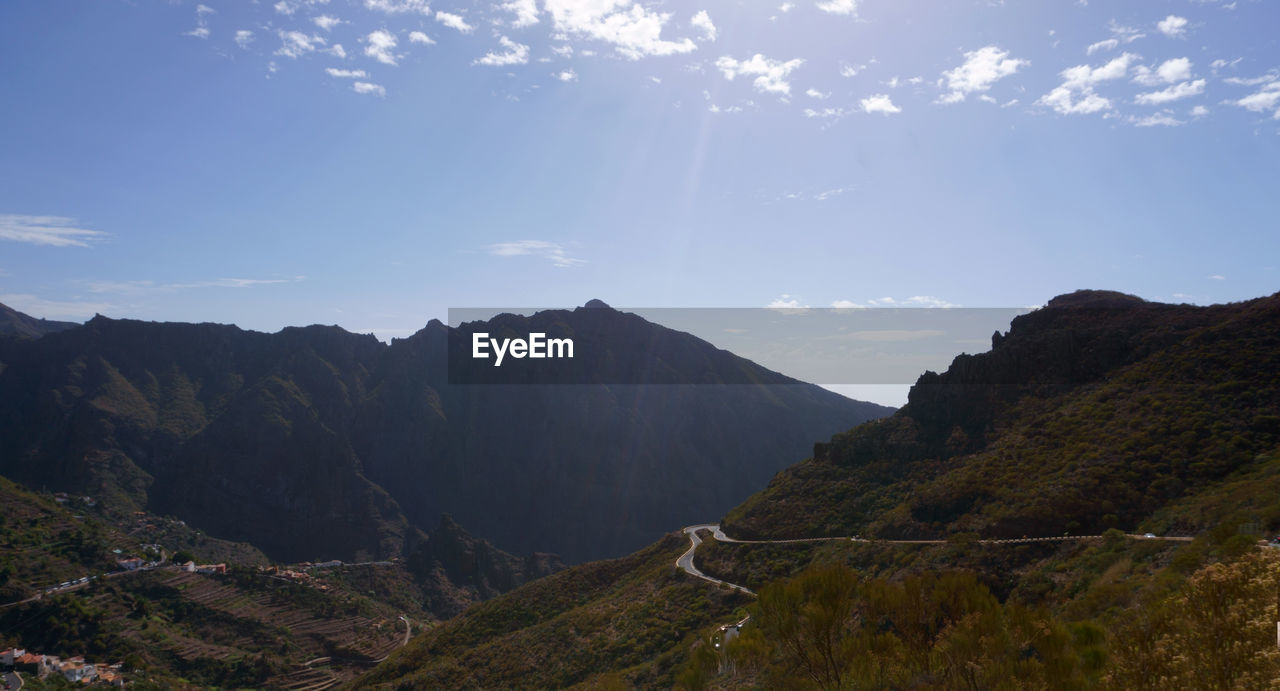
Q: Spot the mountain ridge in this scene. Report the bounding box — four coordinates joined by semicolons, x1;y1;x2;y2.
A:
0;300;889;573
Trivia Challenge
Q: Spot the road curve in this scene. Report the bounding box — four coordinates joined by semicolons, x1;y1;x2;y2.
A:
678;526;755;596
676;525;1197;605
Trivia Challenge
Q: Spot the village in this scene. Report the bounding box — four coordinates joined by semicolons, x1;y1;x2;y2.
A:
2;646;125;687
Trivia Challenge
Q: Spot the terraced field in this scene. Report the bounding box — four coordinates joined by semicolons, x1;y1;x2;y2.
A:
152;571;406;686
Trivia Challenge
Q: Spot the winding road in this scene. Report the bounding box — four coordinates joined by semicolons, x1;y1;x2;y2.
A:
676;524;1196;639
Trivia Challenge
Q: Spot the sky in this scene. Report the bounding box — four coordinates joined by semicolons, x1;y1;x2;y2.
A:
2;0;1278;356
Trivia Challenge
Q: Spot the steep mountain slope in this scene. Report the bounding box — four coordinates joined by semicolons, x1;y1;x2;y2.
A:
724;290;1280;541
0;301;79;339
0;302;889;570
361;290;1280;688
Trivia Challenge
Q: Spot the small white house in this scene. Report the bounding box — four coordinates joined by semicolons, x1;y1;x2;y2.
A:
1;647;24;666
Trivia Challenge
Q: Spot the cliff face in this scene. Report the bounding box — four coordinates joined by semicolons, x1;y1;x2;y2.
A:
725;291;1280;541
0;303;890;567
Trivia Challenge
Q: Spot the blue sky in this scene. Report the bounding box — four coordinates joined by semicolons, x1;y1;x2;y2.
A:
2;0;1278;345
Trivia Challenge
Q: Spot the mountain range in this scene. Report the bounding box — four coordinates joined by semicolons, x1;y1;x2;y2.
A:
0;300;889;572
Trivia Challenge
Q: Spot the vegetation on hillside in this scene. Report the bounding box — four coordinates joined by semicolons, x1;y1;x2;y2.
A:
361;535;749;689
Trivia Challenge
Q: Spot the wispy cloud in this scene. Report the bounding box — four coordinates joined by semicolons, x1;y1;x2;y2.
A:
352;81;387;96
364;0;431;14
0;294;115;320
475;36;529;66
832;296;958;308
0;215;109;247
86;276;305;295
326;68;369;79
435;11;474;34
486;241;584;267
184;4;214;39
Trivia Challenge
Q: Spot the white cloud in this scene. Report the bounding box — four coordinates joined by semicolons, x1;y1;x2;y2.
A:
274;1;296;15
1038;87;1111;115
860;93;901;114
1208;274;1226;280
779;2;794;12
501;0;540;27
1086;38;1118;55
487;241;584;267
767;294;808;308
937;46;1028;104
0;294;113;321
364;0;431;14
276;30;327;58
0;215;108;247
435;11;474;33
1234;80;1280;116
543;0;697;60
1131;111;1184;127
806;88;830;99
691;10;717;42
185;27;211;39
326;68;369;78
1064;52;1139;88
409;31;435;45
1157;15;1189;38
364;30;399;65
715;54;805;96
327;44;347;58
475;36;530;66
1191;105;1209;117
313;15;343;31
816;0;857;16
555;68;578;81
1038;52;1138;115
1135;79;1205;105
1133;57;1192;86
234;30;254;48
352;81;387;96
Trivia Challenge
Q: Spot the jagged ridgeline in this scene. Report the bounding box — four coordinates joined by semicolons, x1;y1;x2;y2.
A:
724;289;1280;540
0;301;890;567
